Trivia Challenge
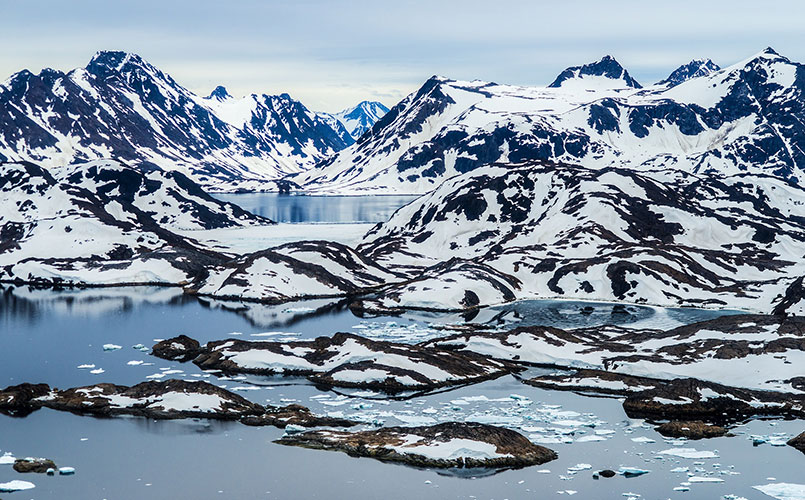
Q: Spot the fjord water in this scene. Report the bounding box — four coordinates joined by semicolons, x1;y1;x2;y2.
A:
3;286;800;500
212;193;420;223
0;196;799;500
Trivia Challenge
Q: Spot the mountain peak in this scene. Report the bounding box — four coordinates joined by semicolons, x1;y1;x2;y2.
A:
657;58;721;87
548;55;641;89
207;85;231;100
87;50;146;73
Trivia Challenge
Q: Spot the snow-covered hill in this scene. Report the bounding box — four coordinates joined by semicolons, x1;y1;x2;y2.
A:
354;160;805;313
293;48;805;195
0;51;354;192
0;159;268;285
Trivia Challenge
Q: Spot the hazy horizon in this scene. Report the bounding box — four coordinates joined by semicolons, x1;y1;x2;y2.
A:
3;0;805;112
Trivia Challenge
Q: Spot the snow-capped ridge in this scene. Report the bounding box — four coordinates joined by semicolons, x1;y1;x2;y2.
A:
295;47;805;195
548;55;641;89
0;50;361;192
657;58;721;87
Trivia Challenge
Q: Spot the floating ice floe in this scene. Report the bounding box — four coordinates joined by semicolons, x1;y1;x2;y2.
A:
631;436;656;443
59;466;75;475
102;344;122;351
754;483;805;500
89;368;105;374
0;452;15;464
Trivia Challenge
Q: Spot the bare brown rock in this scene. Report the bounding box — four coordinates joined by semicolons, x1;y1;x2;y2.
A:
13;458;56;473
655;421;728;439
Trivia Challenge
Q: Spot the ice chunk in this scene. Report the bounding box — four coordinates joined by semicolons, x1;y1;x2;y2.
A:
576;435;607;442
102;344;122;351
618;467;650;478
631;436;656;443
0;452;15;464
127;360;144;366
688;476;724;483
567;463;592;472
0;480;36;492
658;448;718;459
77;364;95;369
59;467;75;475
90;368;105;374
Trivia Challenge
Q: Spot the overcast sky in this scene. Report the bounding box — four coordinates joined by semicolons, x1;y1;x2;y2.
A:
2;0;805;112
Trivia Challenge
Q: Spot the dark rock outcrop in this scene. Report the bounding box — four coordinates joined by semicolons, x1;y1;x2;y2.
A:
152;335;202;362
276;422;557;469
787;432;805;453
0;380;349;430
13;458;56;473
184;332;520;393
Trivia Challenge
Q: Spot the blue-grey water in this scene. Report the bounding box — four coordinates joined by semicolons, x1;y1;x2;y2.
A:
212;193;420;223
2;285;797;500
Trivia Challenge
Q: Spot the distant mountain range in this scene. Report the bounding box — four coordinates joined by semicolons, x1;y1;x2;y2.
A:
293;48;805;194
0;51;388;192
4;48;805;197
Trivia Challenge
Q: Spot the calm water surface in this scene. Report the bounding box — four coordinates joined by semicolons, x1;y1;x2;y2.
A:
2;286;796;500
212;193;420;223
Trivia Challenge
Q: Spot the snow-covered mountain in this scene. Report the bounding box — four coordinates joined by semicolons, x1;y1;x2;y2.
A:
292;48;805;195
0;51;353;192
320;101;390;140
656;58;720;87
0;159;269;285
354;160;805;313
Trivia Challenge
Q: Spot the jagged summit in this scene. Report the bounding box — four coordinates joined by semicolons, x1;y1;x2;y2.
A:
657;58;721;86
548;55;641;89
207;85;231;100
86;50;149;74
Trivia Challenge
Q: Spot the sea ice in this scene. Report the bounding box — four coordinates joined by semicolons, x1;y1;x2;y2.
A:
754;483;805;500
102;344;122;351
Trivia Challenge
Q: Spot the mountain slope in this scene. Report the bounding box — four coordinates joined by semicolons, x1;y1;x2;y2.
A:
0;51;352;192
293;48;805;195
354;160;805;313
0;159;269;285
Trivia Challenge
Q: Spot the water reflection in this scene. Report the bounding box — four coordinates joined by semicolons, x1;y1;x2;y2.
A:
212;193;420;223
